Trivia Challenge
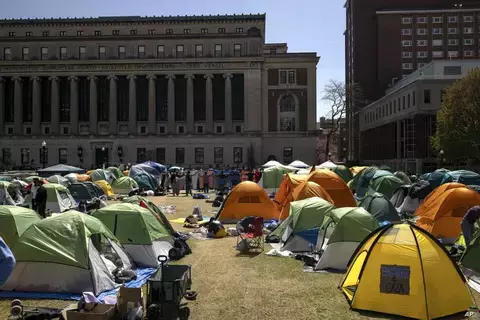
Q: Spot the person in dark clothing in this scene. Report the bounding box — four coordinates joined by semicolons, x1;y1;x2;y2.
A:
461;206;480;245
185;171;193;196
35;180;48;218
247;169;254;182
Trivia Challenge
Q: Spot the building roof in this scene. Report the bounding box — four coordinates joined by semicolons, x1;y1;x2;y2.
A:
0;14;266;26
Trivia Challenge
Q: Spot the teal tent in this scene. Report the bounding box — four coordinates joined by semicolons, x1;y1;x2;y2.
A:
359;191;401;223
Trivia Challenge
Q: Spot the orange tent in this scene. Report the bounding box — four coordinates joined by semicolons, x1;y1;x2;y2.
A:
307;170;356;207
76;174;92;182
350;166;368;176
216;181;278;223
423;182;465;203
278;181;334;220
415;185;480;241
273;174;308;210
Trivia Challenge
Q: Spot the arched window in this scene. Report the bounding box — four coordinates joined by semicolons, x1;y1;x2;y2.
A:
279;94;297;132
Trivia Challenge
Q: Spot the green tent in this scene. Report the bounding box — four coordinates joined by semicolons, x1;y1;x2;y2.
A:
0;206;41;247
44;183;77;213
359;191;401;223
47;175;70;187
5;211;133;295
332;165;353;183
89;169;115;183
270;197;335;252
370;175;404;199
111;176;139;194
23;176;41;183
107;166;124;179
261;165;297;189
315;207;379;270
93;203;174;267
394;171;412;185
122;195;175;234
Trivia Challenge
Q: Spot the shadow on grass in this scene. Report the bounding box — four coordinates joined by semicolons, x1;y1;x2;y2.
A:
235;251;263;258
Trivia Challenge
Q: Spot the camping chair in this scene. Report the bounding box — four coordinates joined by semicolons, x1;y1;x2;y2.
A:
236;216;264;253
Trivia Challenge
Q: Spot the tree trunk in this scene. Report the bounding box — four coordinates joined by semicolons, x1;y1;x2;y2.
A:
325;135;331;160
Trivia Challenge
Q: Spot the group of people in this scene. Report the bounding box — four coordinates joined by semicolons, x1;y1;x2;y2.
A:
168;171;193;197
30;178;48;218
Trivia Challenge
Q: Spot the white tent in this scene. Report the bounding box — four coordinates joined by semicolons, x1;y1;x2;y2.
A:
317;160;337;169
262;160;284;168
289;160;310;169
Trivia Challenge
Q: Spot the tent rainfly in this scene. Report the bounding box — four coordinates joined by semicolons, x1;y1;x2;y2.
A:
262;160;284;168
37;164;85;176
289;160;310;169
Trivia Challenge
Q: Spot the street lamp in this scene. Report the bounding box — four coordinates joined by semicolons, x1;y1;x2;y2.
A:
41;141;47;168
437;149;445;169
328;152;332;161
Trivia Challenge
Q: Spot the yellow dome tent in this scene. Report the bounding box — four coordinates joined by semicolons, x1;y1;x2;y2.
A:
339;223;471;320
94;180;114;197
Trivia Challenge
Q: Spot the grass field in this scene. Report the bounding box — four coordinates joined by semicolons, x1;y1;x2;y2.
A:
0;194;477;319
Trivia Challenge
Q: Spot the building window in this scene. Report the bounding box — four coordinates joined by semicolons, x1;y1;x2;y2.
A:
448;39;459;46
448;28;458;34
157;45;164;58
214;147;223;164
402;52;413;58
235;125;242;133
417;51;427;58
159;126;165;134
448;16;458;23
178;126;185;134
118;46;126;59
138;45;145;58
176;45;184;58
77;30;84;36
41;47;48;60
413;92;416;106
236;28;243;33
195;44;203;58
218;28;225;34
432;51;443;58
21;149;30;165
175;148;185;164
60;47;67;60
432;17;443;23
288;71;296;84
464;39;474;45
279;94;296;132
424;89;431;103
234;44;242;57
98;46;106;59
195;148;204;164
8;32;15;37
216;125;223;134
402;17;412;24
464;50;475;57
2;149;11;165
407;94;411;108
183;29;190;35
130;30;137;35
22;47;29;60
148;29;155;35
417;17;427;23
283;147;293;163
402;96;406;109
448;51;459;58
166;29;173;35
136;148;146;163
416;40;427;46
432;39;443;46
201;28;208;34
58;148;68;164
25;31;32;37
214;44;222;57
401;29;412;35
79;46;86;59
270;48;277;54
432;28;442;35
59;31;66;36
112;30;120;35
402;63;413;70
94;30;101;36
402;40;412;47
233;147;243;164
464;16;474;23
42;31;49;36
280;70;287;84
156;148;165;163
197;125;204;134
464;27;474;34
417;29;428;35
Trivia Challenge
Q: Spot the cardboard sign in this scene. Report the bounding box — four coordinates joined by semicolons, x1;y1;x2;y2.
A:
380;265;410;295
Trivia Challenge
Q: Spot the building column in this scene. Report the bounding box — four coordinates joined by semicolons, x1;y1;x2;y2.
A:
186;74;194;133
166;75;175;133
223;74;233;133
147;75;156;135
0;77;5;136
128;75;137;135
396;120;401;158
50;76;59;135
108;75;117;134
69;76;79;135
31;77;41;135
204;74;213;133
88;76;98;134
13;77;23;135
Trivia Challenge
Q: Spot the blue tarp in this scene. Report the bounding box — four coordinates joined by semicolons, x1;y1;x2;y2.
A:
450;170;480;186
142;161;167;174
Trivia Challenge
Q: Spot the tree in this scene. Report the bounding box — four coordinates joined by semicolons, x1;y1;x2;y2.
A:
432;68;480;162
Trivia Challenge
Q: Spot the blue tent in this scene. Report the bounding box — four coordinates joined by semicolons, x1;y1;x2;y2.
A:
142;161;166;174
420;169;453;189
449;170;480;186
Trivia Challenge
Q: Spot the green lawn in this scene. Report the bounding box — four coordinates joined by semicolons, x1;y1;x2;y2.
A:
0;195;476;319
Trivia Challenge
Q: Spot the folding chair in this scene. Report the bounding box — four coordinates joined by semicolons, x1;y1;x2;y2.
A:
236;216;264;252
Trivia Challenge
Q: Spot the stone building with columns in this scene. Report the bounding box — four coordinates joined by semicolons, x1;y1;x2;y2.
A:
0;14;319;168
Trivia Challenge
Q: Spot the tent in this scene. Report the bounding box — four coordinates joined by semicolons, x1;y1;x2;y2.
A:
215;181;278;223
273;174;309;210
260;165;297;189
339;223;471;320
142;161;167;174
11;179;27;189
420;168;453;190
262;160;283;168
289;160;309;169
37;164;85;176
0;206;41;248
279;181;334;220
93;203;173;267
89;169;115;184
2;211;133;295
106;166;124;179
47;175;70;187
347;167;378;197
390;185;411;211
460;232;480;293
359;191;401;223
393;171;412;185
450;170;480;186
76;174;92;182
23;176;41;183
314;207;379;271
369;175;404;199
350;166;368;176
317;160;336;169
94;180;114;197
111;176;139;195
415;185;480;243
331;165;353;183
44;183;78;213
0;181;25;206
307;170;356;208
270;197;335;252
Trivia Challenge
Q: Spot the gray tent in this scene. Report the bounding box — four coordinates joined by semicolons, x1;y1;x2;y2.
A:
359;191;401;223
37;164;85;177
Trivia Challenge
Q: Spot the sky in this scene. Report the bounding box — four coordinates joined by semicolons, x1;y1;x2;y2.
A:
2;0;346;118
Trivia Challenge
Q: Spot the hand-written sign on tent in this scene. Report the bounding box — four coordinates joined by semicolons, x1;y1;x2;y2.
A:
380;265;410;295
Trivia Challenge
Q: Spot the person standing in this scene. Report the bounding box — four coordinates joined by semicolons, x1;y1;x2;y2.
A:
30;178;40;211
35;180;48;218
185;171;193;196
0;236;15;287
461;206;480;245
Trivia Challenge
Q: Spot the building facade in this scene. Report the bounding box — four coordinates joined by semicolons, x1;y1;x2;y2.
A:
316;117;348;163
359;60;480;173
344;0;480;161
0;15;319;169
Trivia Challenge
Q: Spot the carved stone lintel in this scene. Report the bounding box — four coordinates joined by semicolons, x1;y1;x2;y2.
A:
223;74;233;79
